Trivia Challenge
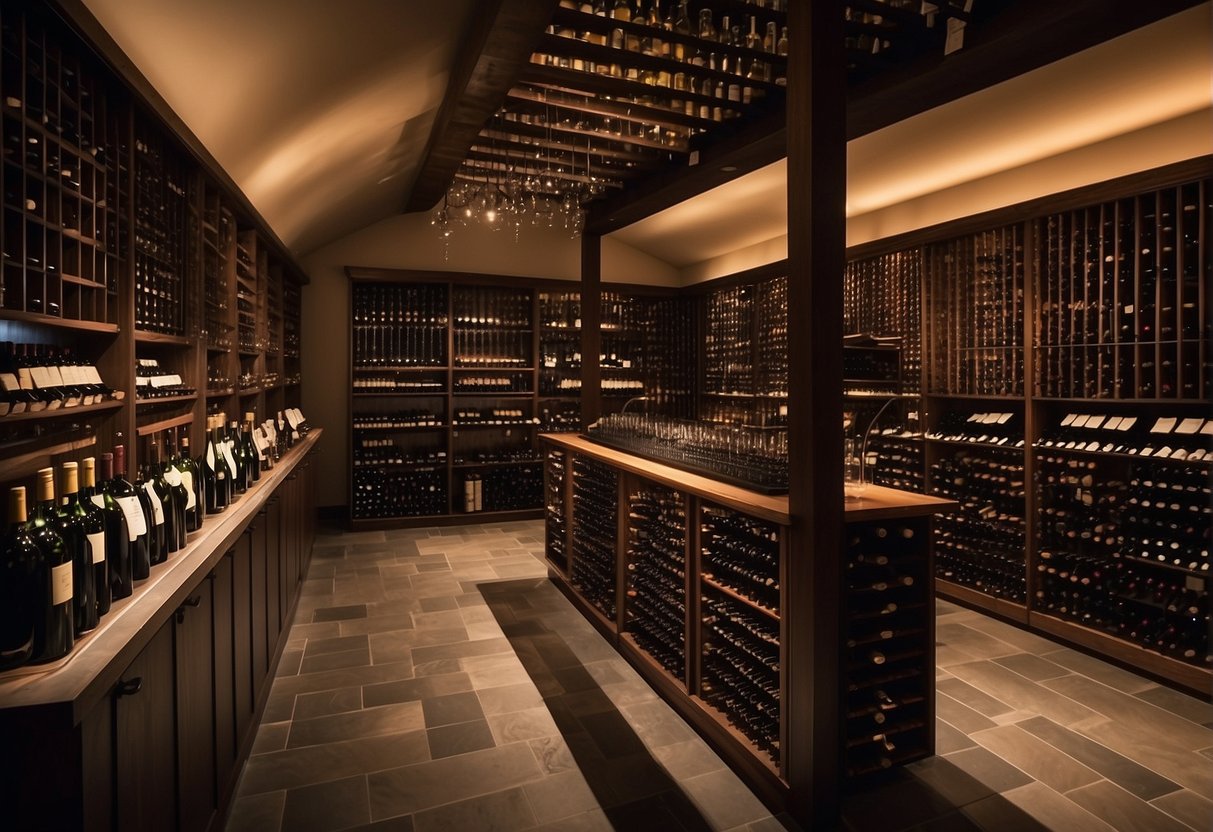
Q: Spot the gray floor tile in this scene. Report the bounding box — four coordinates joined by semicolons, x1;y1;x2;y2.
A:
313;604;368;622
487;706;561;745
427;718;496;759
523;770;601;825
238;729;430;794
940;746;1034;795
362;671;474;708
937;677;1015;719
304;633;370;657
968;724;1101;793
287;701;424;749
937;691;998;735
990;652;1072;682
1133;685;1213;728
412;786;537;832
1039;648;1159;694
1043;674;1213;752
477;682;546;716
960;793;1052;832
298;646;372;675
422;690;484;727
946;660;1100;726
292;685;363;721
1016;715;1182;800
1068;779;1195;832
281;774;370;832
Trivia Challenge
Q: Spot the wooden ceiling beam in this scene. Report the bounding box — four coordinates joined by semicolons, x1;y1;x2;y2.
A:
485;113;682;154
507;85;718;132
478;126;662;163
404;0;561;213
466;145;647;181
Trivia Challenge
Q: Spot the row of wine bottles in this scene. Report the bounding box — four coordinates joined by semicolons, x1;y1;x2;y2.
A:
0;341;120;415
571;458;618;619
0;408;309;670
546;451;568;571
459;466;543;514
626;485;687;679
701;505;780;614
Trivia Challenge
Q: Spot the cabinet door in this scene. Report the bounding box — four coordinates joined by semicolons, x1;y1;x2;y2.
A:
114;623;177;832
266;496;282;649
212;552;237;803
175;582;217;832
230;533;254;751
249;512;268;704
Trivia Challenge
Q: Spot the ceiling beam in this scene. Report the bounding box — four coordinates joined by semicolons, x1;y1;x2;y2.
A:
404;0;561;213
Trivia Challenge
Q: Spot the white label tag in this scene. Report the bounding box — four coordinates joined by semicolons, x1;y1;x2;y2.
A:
30;366;53;389
164;467;182;487
115;495;147;541
285;409;301;429
87;531;106;564
1176;418;1203;435
142;482;165;525
1118;417;1137;431
1060;414;1077;426
1085;416;1107;430
1103;416;1122;430
222;444;239;477
0;372;18;392
1072;415;1091;428
51;561;73;606
84;366;103;385
996;413;1013;425
1124;304;1134;315
90;494;106;510
150;375;175;388
180;470;196;510
206;444;217;471
252;432;268;453
17;368;34;390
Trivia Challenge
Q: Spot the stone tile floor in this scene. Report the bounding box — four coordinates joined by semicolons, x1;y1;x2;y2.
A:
225;520;1213;832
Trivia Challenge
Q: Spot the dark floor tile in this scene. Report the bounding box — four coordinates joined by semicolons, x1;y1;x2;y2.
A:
239;730;430;794
305;633;370;657
280;774;370;832
362;672;474;708
579;710;648;759
422;691;484;728
960;794;1052;832
551;666;599;694
910;811;984;832
658;790;715;832
341;816;415;832
907;755;1001;808
262;690;297;723
427;719;496;759
278;648;304;676
225;790;285;832
367;742;543;819
1133;684;1213;728
292;685;363;721
252;722;291;755
991;652;1071;682
313;604;369;622
412;786;537;832
936;692;997;735
935;719;977;755
298;647;372;675
287;702;424;749
604;794;689;832
936;677;1014;719
842;771;959;832
940;747;1034;795
271;658;416;697
1017;715;1182;800
410;636;514;664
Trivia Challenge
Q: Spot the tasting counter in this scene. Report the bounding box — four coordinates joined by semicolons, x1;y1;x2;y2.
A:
539;433;957;812
0;430;322;832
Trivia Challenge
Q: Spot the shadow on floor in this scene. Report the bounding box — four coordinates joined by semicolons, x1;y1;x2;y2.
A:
480;579;722;832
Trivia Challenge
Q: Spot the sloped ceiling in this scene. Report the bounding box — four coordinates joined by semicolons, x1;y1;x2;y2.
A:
82;0;477;256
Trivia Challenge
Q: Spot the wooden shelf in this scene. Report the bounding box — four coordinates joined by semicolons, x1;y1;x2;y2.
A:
935;578;1029;624
0;309;120;334
923;437;1025;453
1030;443;1211;466
703;576;780;622
1029;610;1210;696
136;394;197;407
0;433;100;482
352;391;446;398
452;459;543;469
0;399;123;425
134;330;193;347
136;412;195;437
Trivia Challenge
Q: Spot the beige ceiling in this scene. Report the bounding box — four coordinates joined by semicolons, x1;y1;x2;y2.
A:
610;3;1213;268
83;0;477;256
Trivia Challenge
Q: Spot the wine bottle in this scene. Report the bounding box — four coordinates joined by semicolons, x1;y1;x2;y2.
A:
79;457;111;617
94;454;132;600
145;442;178;558
27;468;74;663
58;462;98;635
109;445;151;582
160;438;188;552
135;453;166;568
242;412;261;482
176;435;203;532
0;487;39;670
227;419;247;494
204;415;231;513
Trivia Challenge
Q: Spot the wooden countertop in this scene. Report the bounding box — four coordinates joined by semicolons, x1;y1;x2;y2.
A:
0;429;322;725
540;433;957;525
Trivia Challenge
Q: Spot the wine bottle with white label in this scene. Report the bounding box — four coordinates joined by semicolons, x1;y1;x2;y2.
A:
79;457;111;617
57;462;98;636
242;412;261;482
137;452;168;567
175;435;203;532
159;437;188;552
228;419;248;494
27;467;74;663
1;486;39;670
204;415;231;513
96;453;132;599
108;445;150;582
144;442;176;559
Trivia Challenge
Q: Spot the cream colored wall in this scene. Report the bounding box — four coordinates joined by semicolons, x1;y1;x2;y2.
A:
301;211;680;508
679;107;1213;285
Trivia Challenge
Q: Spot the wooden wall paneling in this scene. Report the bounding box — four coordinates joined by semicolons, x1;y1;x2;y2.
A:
174;579;217;832
249;509;269;705
211;551;237;805
265;496;282;654
114;623;177;832
233;528;255;751
784;2;846;828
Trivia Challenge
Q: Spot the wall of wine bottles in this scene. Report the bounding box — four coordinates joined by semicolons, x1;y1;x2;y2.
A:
347;271;694;527
1;1;308;555
543;434;948;795
841;164;1212;692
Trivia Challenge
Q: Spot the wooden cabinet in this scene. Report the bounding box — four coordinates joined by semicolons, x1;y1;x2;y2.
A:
0;434;320;832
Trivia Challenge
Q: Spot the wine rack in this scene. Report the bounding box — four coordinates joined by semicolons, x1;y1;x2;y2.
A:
625;482;687;681
700;503;782;766
133;117;187;336
845;250;922;393
2;9;126;327
571;456;618;620
699;273;786;427
927;225;1025;398
843;518;932;776
545;449;567;573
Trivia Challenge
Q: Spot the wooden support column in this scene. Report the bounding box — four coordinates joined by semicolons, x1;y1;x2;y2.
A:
580;233;603;427
785;1;846;828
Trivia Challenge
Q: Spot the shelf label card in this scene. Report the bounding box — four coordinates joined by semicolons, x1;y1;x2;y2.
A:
996;413;1013;424
1150;417;1178;434
51;561;73;606
0;373;19;392
1118;417;1137;431
1061;414;1078;426
115;495;147;541
84;366;104;385
1176;418;1203;435
87;531;106;564
1072;415;1091;428
1103;417;1123;430
1086;416;1107;429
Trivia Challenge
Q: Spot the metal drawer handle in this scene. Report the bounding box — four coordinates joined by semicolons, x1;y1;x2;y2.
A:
176;594;202;622
115;677;142;697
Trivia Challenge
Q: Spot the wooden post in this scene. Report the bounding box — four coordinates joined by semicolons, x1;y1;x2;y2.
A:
785;1;846;827
581;233;603;427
